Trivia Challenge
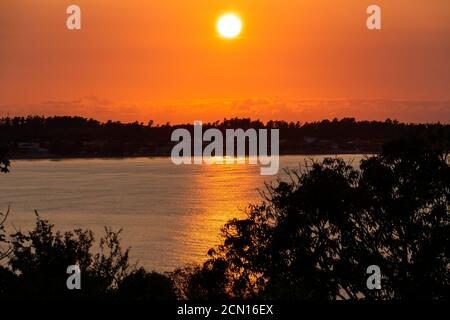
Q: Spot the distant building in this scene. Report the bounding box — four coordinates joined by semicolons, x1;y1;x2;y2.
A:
17;142;49;155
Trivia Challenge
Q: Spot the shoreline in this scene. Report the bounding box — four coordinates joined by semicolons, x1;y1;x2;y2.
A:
9;151;377;161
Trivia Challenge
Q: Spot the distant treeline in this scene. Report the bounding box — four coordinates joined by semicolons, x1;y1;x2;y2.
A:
0;116;449;157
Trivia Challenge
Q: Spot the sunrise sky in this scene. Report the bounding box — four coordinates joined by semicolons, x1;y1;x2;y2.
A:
0;0;449;123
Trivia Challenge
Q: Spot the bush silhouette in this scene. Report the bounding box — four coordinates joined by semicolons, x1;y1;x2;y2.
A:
0;145;10;173
0;146;10;261
174;136;449;300
0;212;176;299
116;268;177;300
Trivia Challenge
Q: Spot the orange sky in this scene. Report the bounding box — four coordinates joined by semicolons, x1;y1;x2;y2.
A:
0;0;449;123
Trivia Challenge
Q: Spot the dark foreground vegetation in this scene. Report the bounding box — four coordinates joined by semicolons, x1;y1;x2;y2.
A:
0;134;449;300
1;116;449;157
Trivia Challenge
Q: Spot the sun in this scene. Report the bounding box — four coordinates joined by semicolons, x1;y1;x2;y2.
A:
217;14;242;39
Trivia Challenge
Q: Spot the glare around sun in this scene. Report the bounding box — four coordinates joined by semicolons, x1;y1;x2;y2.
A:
217;14;242;39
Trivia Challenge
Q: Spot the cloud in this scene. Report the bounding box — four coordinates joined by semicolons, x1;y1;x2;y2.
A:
151;99;450;124
1;97;449;124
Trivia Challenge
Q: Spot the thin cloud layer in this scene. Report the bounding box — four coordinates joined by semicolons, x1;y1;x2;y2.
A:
1;98;449;124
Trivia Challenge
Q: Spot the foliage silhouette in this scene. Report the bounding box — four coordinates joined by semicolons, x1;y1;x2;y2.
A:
0;212;176;299
0;145;10;173
0;136;448;300
0;146;10;260
173;136;449;300
116;268;177;300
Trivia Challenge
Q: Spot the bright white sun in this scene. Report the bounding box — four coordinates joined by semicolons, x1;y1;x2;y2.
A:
217;14;242;39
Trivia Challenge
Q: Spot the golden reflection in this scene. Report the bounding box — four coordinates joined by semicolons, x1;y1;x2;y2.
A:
178;161;263;264
203;155;250;165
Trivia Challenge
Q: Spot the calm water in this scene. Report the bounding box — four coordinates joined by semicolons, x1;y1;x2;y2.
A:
0;155;365;271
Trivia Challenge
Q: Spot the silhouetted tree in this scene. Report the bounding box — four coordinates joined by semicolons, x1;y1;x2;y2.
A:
0;212;176;299
0;205;11;261
176;136;449;300
171;260;229;300
116;268;177;300
0;146;10;260
0;145;10;173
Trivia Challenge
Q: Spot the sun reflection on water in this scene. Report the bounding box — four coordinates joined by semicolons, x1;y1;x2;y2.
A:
176;161;264;265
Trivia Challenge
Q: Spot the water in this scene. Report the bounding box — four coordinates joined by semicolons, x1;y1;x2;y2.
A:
0;155;365;271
